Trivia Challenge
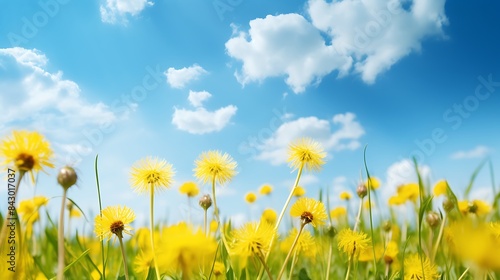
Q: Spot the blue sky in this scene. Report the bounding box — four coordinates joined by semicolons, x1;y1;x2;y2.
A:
1;0;499;231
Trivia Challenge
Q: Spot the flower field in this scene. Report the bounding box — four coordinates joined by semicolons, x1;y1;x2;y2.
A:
1;130;500;280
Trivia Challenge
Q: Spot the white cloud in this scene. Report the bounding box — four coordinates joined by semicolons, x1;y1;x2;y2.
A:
0;47;120;164
225;14;353;93
255;112;365;165
226;0;447;92
172;106;237;134
188;90;211;108
450;145;490;160
165;64;208;89
100;0;153;24
308;0;447;83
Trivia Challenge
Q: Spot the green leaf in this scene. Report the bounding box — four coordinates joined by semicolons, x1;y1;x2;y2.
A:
49;249;90;280
464;158;487;199
298;268;312;280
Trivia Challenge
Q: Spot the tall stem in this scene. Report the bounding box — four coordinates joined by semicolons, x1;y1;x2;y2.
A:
432;215;446;262
204;209;208;237
0;171;25;248
256;248;274;280
277;222;305;280
353;197;364;232
257;164;304;280
325;243;333;280
212;176;230;252
150;188;161;280
57;188;68;280
118;236;130;280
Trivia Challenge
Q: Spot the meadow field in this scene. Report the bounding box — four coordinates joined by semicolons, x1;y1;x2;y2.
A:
1;130;500;280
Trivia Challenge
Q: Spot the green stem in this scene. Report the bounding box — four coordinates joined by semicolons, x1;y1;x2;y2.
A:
288;249;298;280
95;154;105;280
257;248;274;280
432;215;447;262
57;188;68;280
345;255;353;280
211;176;230;253
204;209;208;237
257;163;304;280
150;187;161;280
325;243;333;280
277;222;305;280
118;235;130;280
457;267;470;280
353;197;363;232
0;170;25;249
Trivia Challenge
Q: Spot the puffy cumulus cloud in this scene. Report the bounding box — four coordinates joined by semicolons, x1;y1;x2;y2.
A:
255;112;365;165
0;47;126;165
225;14;353;93
165;64;208;89
226;0;447;92
383;158;431;199
188;90;211;108
172;105;237;134
308;0;448;83
450;145;490;160
100;0;153;24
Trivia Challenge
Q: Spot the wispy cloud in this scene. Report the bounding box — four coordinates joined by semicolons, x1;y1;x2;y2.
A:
451;145;490;160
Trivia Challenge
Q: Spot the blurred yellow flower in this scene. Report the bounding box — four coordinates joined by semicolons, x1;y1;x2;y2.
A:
293;186;306;197
280;228;317;259
210;220;218;232
157;223;217;277
230;222;276;267
433;179;448;196
67;201;82;218
340;191;352;200
446;219;500;270
287;138;326;172
404;254;439;280
0;130;54;182
398;183;419;202
365;177;381;190
364;200;374;209
130;156;175;193
213;261;225;278
290;197;328;227
179;181;199;197
18;196;48;236
491;222;500;238
458;199;491;215
94;205;135;241
384;241;399;264
245;192;257;204
388;194;406;206
261;208;277;225
358;245;383;262
330;206;347;219
194;150;237;185
259;184;273;195
337;228;370;257
130;227;152;251
133;250;154;276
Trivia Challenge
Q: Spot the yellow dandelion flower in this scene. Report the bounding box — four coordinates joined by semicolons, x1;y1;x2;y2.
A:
433;179;448;196
230;222;276;263
213;261;225;278
67;201;82;218
458;200;492;215
210;220;219;232
0;130;54;182
330;206;347;219
397;183;419;202
358;245;384;262
130;156;175;193
259;184;273;195
130;227;152;250
388;194;406;206
179;181;199;197
287;137;326;172
365;177;381;190
94;205;135;241
340;191;352;200
446;219;500;270
293;186;306;197
404;254;440;280
290;197;328;227
133;250;154;276
261;208;277;225
280;228;317;259
337;228;370;257
194;150;237;185
384;241;399;264
157;223;217;276
245;192;257;204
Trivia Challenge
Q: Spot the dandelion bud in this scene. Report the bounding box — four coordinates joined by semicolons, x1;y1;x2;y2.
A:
357;184;367;198
324;225;337;238
199;194;212;210
426;211;440;228
58;166;77;190
382;221;392;232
